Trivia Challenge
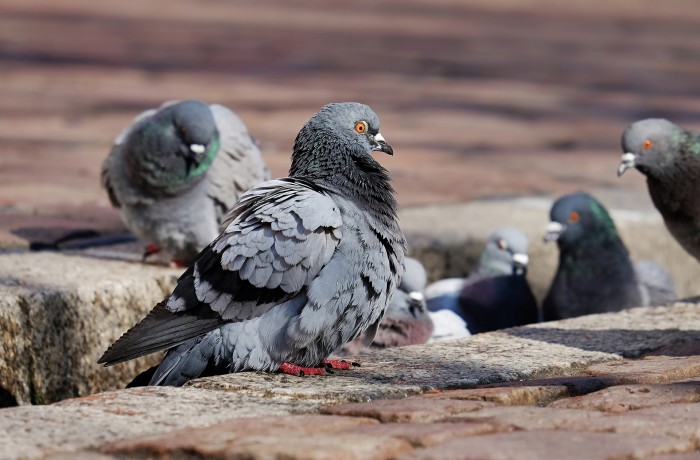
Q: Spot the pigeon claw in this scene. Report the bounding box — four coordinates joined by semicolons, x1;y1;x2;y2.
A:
278;362;328;376
323;359;359;370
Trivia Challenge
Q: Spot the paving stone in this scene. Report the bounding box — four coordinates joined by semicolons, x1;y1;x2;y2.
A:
449;405;607;430
548;381;700;412
584;355;700;385
579;403;700;441
397;431;695;460
420;385;570;406
104;415;412;460
0;386;324;459
647;454;700;460
342;422;500;448
322;398;496;423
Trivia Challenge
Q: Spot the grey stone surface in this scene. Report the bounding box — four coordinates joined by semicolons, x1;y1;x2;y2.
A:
401;197;700;302
0;301;698;459
0;252;181;405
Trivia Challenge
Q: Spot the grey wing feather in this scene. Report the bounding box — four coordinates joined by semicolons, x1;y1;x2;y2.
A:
207;104;270;221
98;179;342;366
635;260;676;306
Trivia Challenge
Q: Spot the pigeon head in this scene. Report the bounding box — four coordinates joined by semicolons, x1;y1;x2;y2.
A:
544;192;618;249
399;257;427;294
479;227;530;276
618;118;689;179
125;100;220;195
290;102;393;179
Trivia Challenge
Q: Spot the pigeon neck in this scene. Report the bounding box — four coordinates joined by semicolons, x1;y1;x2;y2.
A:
560;236;634;281
289;144;399;219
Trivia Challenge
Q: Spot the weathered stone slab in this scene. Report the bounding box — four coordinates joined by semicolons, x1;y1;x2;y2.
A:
0;252;181;405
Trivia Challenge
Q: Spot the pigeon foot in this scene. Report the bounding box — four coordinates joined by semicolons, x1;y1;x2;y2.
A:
279;362;329;376
323;359;359;370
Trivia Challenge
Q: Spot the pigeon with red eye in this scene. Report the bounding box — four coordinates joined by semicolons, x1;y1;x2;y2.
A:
618;118;700;263
340;257;433;354
425;228;539;334
543;192;675;321
102;99;269;266
99;102;406;386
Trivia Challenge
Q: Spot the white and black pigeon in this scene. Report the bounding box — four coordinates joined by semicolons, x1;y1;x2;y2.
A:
425;228;539;334
101;99;269;265
542;192;676;321
618;118;700;262
340;257;433;354
99;102;406;386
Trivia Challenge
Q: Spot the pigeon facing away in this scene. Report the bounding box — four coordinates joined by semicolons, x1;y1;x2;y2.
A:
618;118;700;262
99;102;406;386
340;257;433;354
542;192;675;321
102;100;269;265
425;228;539;334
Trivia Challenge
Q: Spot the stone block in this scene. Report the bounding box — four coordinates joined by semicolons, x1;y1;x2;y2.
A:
322;398;495;423
396;431;695;460
420;385;570;406
0;252;180;405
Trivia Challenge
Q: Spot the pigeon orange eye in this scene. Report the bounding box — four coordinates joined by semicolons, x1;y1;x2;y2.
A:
354;121;368;134
497;239;508;250
568;211;580;223
643;139;653;149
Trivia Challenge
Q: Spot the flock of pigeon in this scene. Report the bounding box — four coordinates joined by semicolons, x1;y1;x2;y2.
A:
95;99;698;387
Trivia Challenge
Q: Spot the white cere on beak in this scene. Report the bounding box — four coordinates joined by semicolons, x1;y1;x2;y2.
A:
374;133;386;143
617;152;636;177
544;221;565;243
190;144;206;154
512;253;529;267
408;291;424;302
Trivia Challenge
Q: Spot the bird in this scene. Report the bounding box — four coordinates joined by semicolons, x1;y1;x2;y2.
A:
542;192;675;321
101;99;269;266
618;118;700;263
98;102;406;386
339;257;433;354
425;228;539;334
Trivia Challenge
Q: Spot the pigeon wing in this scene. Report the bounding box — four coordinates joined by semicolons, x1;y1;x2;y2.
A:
207;104;270;220
98;178;342;365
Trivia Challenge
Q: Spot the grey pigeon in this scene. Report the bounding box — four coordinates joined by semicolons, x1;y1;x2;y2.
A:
618;118;700;262
340;257;433;354
425;228;539;334
542;192;675;321
101;99;269;265
99;102;406;385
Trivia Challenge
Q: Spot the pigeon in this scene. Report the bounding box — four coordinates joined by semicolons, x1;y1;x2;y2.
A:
425;228;539;334
339;257;433;354
101;99;269;265
618;118;700;262
542;192;676;321
428;309;471;342
98;102;406;386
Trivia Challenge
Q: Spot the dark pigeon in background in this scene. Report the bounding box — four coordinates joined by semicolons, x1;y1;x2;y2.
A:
542;192;676;321
618;118;700;263
102;99;269;265
340;257;433;354
425;228;539;334
99;102;406;385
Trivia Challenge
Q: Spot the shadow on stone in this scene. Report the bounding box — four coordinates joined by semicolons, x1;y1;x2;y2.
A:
505;326;700;359
0;386;18;408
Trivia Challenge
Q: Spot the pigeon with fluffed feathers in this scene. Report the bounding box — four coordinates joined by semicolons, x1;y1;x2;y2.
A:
99;102;406;386
340;257;433;354
618;118;700;263
102;99;269;265
542;192;675;321
425;228;539;334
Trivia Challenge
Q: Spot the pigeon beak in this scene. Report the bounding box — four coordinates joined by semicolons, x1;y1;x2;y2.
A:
544;221;565;243
190;144;206;155
617;152;636;177
408;291;426;316
371;132;394;156
408;291;425;303
512;253;529;270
